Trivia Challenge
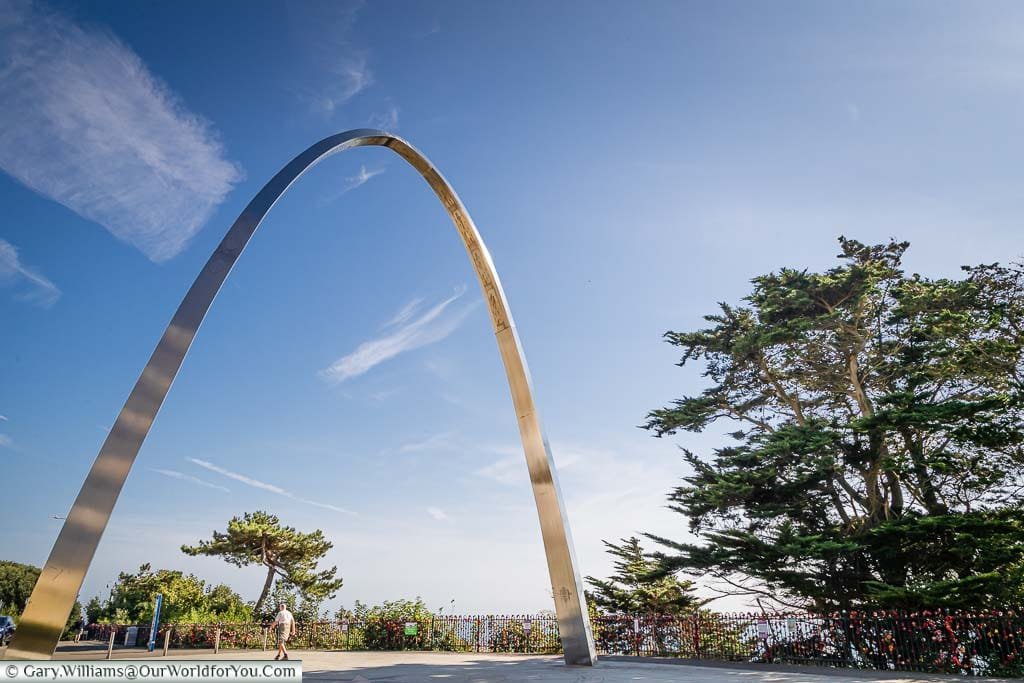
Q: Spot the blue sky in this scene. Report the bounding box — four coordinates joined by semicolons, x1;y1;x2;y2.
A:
2;0;1023;615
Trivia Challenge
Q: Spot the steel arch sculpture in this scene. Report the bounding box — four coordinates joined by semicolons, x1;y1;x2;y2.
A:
4;130;597;665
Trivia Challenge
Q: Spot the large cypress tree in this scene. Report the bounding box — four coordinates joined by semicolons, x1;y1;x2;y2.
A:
644;238;1024;610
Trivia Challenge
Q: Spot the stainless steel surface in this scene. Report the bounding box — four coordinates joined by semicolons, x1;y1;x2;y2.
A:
4;130;597;665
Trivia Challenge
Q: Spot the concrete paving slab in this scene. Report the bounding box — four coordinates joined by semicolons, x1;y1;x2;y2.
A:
5;646;1011;682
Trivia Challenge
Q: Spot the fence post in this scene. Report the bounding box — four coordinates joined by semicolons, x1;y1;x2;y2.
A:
261;627;268;651
692;614;700;658
214;627;221;654
162;628;171;656
632;616;640;656
475;617;481;653
106;630;115;660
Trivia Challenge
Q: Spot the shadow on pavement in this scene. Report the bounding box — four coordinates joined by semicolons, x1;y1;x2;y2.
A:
1;646;1012;682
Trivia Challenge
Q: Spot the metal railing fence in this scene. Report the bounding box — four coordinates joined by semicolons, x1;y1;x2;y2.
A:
82;609;1024;676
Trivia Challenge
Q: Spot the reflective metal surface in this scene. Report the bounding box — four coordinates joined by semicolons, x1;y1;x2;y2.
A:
4;130;597;666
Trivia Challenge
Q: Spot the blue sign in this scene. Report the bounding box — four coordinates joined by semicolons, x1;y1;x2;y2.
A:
147;594;163;652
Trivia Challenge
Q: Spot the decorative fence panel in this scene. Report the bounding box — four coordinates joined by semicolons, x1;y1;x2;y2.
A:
82;610;1024;676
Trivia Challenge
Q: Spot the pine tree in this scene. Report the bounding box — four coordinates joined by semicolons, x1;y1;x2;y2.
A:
585;537;702;615
181;511;342;614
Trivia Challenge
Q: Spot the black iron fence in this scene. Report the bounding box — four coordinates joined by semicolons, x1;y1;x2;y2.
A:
83;610;1024;677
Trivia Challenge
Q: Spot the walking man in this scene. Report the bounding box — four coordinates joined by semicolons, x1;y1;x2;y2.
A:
272;602;297;660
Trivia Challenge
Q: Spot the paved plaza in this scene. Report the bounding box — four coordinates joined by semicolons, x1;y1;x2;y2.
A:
4;647;1008;683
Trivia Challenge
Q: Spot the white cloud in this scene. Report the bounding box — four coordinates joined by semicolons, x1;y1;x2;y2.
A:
384;298;422;328
426;506;450;521
336;55;373;104
368;104;399;131
187;457;355;515
475;447;527;486
474;444;583;485
321;289;476;383
0;238;60;307
187;457;288;494
314;55;373;115
320;164;385;204
343;165;385;193
399;431;458;454
0;1;243;262
152;468;230;493
0;434;11;448
0;415;8;422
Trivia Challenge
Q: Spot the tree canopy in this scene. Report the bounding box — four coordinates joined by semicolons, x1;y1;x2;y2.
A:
585;537;702;615
644;238;1024;610
0;560;40;615
181;511;342;615
254;580;325;623
1;560;81;634
93;563;250;624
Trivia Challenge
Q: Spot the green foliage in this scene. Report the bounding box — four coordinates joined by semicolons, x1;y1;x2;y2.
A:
0;560;81;638
181;511;342;615
644;238;1024;609
91;563;251;624
254;581;324;623
84;596;104;624
64;601;83;639
585;537;703;615
0;560;40;615
344;598;463;651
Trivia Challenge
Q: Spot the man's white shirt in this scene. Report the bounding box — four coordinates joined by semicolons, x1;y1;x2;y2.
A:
273;609;295;629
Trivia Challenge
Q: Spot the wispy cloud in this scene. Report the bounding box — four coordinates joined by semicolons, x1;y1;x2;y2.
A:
369;388;401;402
332;54;373;109
384;298;423;328
320;164;385;204
187;457;355;514
153;468;230;493
0;1;243;262
475;444;585;486
321;289;476;383
426;506;450;521
0;239;60;307
344;165;385;193
0;434;11;448
475;446;527;486
0;415;7;421
368;104;399;131
311;55;373;115
286;2;374;115
399;431;458;454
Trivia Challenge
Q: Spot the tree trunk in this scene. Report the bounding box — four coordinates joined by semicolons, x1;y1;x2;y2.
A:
254;564;276;616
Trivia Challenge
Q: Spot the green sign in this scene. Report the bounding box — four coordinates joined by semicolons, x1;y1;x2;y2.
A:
404;622;418;636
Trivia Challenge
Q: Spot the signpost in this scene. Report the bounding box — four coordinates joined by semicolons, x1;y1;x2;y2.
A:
147;594;163;652
404;622;418;637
